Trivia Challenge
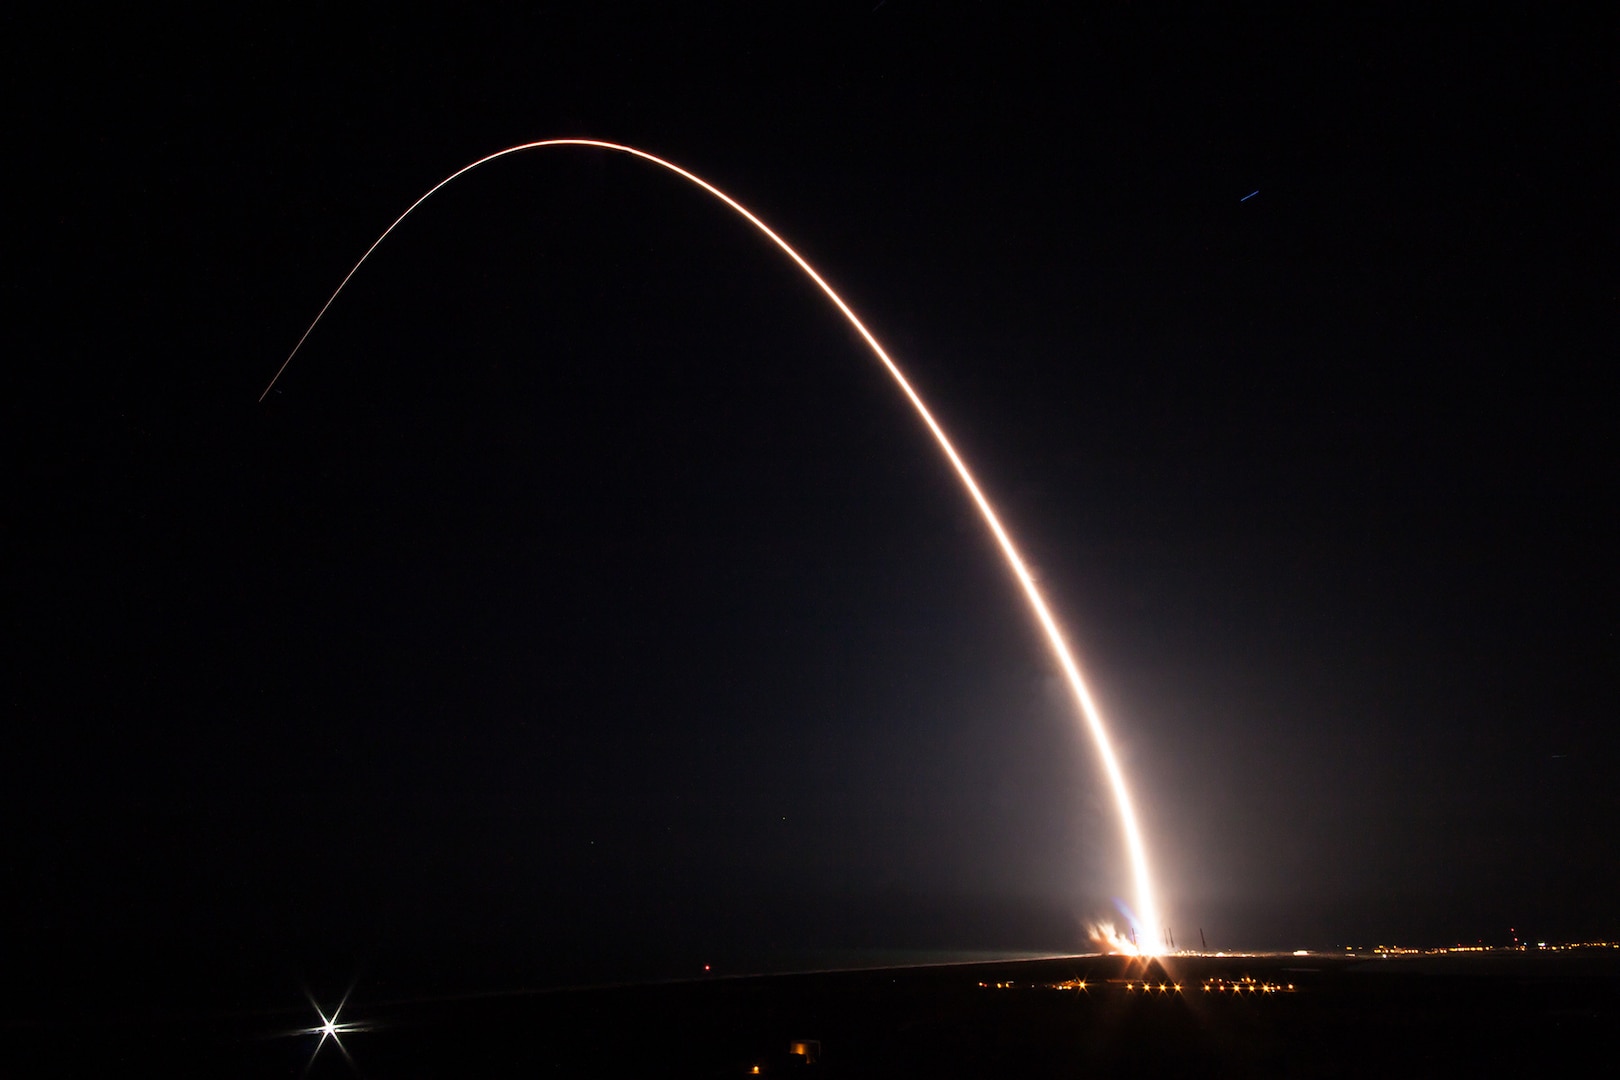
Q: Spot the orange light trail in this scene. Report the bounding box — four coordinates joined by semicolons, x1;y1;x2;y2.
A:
259;138;1164;951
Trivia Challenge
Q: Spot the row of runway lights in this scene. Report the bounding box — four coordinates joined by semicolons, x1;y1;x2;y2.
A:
982;977;1296;994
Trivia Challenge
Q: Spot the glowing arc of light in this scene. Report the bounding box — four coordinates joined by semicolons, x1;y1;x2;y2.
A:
259;138;1163;951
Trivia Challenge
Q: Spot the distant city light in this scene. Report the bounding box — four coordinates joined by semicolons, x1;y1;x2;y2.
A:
294;988;366;1071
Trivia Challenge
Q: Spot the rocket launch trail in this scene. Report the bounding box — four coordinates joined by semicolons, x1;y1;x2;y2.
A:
259;138;1165;952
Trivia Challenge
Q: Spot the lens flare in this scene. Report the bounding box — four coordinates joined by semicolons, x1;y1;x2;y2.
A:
259;138;1164;951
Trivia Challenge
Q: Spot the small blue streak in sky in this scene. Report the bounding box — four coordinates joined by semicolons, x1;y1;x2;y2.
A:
1240;190;1259;202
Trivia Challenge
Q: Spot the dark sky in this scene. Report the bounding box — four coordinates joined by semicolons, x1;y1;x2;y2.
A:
6;5;1612;996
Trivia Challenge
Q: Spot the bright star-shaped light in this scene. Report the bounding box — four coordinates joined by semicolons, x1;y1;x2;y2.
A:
294;985;368;1074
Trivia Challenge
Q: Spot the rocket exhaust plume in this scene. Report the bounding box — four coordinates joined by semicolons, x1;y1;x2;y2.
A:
259;139;1165;952
1089;921;1142;957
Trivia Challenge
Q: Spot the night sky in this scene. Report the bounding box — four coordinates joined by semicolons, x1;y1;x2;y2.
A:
7;6;1612;999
